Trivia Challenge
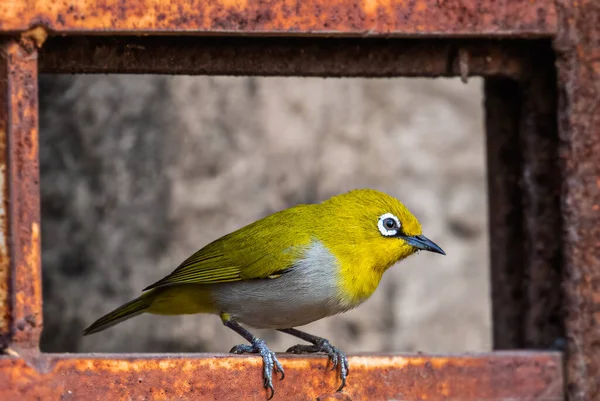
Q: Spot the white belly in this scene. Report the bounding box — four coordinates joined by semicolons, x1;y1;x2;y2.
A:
210;241;356;329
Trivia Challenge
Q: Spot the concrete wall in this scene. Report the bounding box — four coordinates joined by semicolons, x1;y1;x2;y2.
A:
39;75;491;354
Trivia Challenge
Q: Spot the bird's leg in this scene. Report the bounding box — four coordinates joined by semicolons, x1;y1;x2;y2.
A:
220;313;284;400
278;328;349;391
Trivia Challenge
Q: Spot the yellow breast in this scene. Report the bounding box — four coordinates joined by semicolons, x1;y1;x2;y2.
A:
322;237;411;307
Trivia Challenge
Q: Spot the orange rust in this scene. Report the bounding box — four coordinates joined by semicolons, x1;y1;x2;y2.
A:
20;26;48;49
0;44;9;340
555;0;600;398
316;392;352;401
0;0;557;36
0;40;42;350
0;353;562;400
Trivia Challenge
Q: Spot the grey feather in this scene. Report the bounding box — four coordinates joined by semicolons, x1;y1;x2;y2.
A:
210;241;357;329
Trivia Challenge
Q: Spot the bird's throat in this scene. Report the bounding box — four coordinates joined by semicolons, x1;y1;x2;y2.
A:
335;258;385;306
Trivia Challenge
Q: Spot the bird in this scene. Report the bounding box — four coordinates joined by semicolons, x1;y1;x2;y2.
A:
82;188;445;398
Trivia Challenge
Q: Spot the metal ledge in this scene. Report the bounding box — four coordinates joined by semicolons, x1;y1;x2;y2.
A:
0;0;556;37
0;352;563;400
39;36;540;78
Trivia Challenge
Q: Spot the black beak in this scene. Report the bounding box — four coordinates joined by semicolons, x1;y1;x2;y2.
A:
402;234;446;255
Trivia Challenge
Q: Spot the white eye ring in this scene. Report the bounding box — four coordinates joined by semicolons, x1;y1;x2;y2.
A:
378;213;401;237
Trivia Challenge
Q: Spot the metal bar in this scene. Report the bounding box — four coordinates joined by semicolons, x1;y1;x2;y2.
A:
0;0;557;37
0;39;42;350
0;352;563;400
554;1;600;399
39;36;534;78
485;41;564;351
484;77;526;349
517;43;563;350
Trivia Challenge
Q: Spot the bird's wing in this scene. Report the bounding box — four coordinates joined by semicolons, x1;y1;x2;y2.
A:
143;206;314;291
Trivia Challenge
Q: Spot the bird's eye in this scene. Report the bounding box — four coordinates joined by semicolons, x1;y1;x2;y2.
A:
378;213;401;237
383;218;397;230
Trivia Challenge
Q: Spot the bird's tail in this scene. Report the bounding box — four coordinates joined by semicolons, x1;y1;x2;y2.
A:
82;291;154;335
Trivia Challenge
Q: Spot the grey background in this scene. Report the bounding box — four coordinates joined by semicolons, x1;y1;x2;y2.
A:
38;75;490;354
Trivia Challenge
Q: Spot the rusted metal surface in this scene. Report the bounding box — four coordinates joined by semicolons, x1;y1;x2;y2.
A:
0;0;556;37
0;39;42;350
484;77;526;348
0;40;9;346
517;44;563;350
0;352;562;400
554;1;600;399
485;42;564;351
39;36;536;78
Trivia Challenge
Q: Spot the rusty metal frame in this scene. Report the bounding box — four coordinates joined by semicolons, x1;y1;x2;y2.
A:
0;0;599;400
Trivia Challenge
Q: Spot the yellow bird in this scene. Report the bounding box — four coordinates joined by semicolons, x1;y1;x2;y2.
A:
83;188;445;398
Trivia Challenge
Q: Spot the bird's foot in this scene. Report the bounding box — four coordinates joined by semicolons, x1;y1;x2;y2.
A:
286;338;349;391
230;339;284;399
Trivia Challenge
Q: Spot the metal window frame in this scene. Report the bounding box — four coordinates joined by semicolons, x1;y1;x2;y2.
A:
1;1;598;400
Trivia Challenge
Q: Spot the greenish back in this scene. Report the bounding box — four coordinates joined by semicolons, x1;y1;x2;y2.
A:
143;204;315;290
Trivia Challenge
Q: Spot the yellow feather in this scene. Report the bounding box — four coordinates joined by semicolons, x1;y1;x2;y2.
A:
144;189;423;303
84;188;441;337
143;205;315;290
317;189;423;304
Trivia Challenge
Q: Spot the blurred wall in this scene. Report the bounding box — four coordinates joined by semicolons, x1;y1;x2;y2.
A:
38;75;491;354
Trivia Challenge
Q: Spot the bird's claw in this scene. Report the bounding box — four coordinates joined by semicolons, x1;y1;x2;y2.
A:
286;339;349;392
230;340;284;399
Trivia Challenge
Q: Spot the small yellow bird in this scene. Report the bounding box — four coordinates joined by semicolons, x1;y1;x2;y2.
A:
83;188;444;398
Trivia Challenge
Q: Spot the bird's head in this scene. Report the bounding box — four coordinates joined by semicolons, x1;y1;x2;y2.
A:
319;188;445;273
